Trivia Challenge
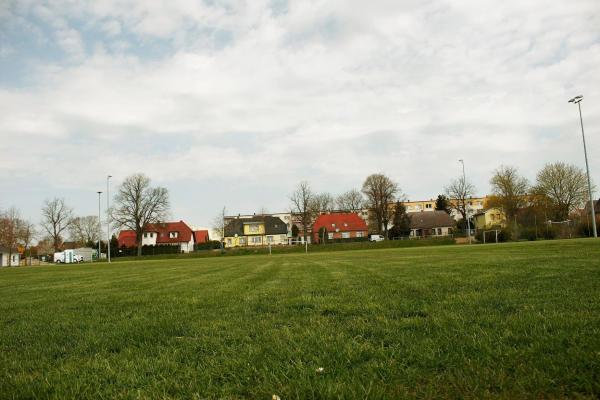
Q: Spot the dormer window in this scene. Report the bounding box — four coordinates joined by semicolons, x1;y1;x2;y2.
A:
169;231;178;239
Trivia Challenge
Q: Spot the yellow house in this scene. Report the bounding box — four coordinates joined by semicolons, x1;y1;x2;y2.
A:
223;216;288;248
473;208;507;230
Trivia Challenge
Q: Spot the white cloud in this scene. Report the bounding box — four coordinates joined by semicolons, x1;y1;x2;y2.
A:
1;0;599;225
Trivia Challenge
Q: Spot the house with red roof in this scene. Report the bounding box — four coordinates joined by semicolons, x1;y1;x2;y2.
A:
117;220;202;253
193;230;210;244
312;213;368;243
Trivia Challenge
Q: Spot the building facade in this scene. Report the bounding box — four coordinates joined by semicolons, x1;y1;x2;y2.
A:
223;215;288;248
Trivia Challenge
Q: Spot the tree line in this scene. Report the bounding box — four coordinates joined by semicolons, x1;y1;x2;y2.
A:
287;160;596;240
0;173;170;263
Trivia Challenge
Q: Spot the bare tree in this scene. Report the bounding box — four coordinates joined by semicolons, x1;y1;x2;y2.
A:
336;189;364;212
311;192;335;217
489;165;529;221
362;173;399;237
0;208;23;266
445;176;476;222
534;162;591;221
290;181;314;243
41;198;73;251
20;220;36;266
69;216;100;246
212;207;226;250
111;174;170;256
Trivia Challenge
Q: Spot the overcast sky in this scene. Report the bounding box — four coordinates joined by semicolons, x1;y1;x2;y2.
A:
1;0;599;231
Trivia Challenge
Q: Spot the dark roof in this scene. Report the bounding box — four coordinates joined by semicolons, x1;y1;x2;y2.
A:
409;211;455;230
0;246;19;253
225;216;287;236
584;199;600;214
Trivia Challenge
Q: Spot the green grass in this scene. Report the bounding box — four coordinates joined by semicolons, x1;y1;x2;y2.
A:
1;239;599;399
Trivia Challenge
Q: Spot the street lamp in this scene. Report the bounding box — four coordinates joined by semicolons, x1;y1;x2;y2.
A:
459;159;472;244
568;95;597;238
97;191;102;262
107;175;112;262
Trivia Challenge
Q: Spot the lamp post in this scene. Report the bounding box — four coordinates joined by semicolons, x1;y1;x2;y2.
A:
107;175;112;262
97;191;102;262
459;159;472;244
568;95;597;238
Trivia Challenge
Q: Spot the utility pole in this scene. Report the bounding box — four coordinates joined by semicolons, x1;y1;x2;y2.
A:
97;191;102;261
568;95;597;238
459;159;472;244
107;175;112;262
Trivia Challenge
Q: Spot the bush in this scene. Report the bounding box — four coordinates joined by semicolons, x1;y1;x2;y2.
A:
194;241;222;251
519;227;538;241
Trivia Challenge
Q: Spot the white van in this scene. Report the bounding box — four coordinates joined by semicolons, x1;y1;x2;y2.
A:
54;250;84;264
370;234;385;242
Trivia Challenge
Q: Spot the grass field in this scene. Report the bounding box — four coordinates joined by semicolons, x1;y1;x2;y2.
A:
1;239;599;399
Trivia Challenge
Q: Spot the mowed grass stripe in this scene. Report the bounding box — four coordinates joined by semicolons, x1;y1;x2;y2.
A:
1;239;599;399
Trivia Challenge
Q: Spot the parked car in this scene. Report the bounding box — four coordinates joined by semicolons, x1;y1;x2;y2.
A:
369;234;385;242
53;250;84;264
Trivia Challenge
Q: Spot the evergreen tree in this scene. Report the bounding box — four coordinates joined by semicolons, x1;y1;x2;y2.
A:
435;194;451;214
388;201;411;239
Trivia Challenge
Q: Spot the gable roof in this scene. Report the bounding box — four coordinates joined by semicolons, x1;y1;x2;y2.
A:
409;211;455;229
312;213;368;232
117;220;194;247
118;230;137;248
144;220;194;243
224;216;287;237
193;230;209;243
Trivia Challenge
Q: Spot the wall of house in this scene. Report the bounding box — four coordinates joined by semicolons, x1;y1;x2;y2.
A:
224;234;288;248
314;230;367;242
474;209;506;230
0;253;20;266
180;238;194;253
410;227;453;237
141;232;157;246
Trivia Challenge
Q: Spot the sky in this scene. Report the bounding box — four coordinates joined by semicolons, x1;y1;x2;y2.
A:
1;0;599;232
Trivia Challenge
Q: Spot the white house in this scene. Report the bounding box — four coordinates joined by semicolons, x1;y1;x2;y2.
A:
0;247;20;267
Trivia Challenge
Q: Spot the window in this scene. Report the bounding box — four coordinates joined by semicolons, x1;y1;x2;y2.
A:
328;233;333;239
249;224;259;233
342;232;350;239
239;237;246;245
144;233;147;238
252;236;262;244
357;231;364;238
226;238;232;245
331;223;336;228
267;236;273;243
169;232;178;238
150;233;154;238
426;203;432;209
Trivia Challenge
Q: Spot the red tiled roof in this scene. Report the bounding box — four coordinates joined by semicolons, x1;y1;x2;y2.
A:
118;230;137;248
145;221;194;244
117;220;194;248
312;213;368;233
193;230;209;243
